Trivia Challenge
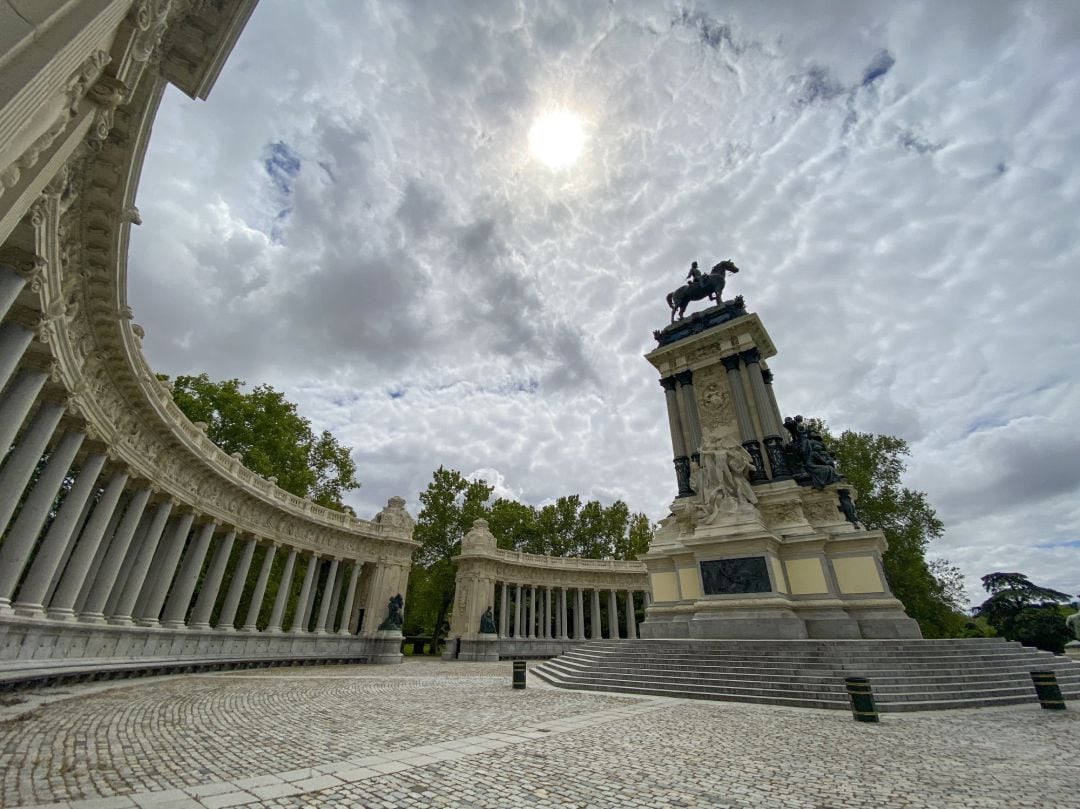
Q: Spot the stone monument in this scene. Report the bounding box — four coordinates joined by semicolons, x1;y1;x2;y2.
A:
639;263;920;640
442;519;501;661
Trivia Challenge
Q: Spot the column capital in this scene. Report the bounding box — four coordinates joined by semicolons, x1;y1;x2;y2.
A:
659;375;678;391
720;355;742;372
674;369;693;386
739;347;761;365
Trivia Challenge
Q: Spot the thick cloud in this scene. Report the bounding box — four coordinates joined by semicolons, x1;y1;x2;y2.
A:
128;0;1080;606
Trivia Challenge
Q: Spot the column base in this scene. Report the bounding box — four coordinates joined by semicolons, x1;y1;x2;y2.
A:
159;620;186;630
218;625;238;633
136;618;160;628
187;622;212;631
12;602;46;619
79;613;108;625
46;607;77;621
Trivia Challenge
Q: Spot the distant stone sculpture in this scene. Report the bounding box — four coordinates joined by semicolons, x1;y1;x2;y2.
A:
666;260;740;322
1067;608;1080;642
838;489;861;528
689;436;758;524
378;593;404;631
479;606;497;635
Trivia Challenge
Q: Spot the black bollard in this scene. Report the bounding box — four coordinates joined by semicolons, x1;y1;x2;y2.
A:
844;677;879;723
1031;671;1066;710
512;660;526;690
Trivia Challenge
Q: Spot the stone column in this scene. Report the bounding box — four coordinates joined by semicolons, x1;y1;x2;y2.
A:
12;451;107;616
290;555;319;633
528;586;536;638
315;559;340;633
0;369;48;456
0;322;33;393
0;430;84;608
135;510;195;626
721;355;767;483
324;563;345;633
608;589;620;640
48;471;128;619
660;376;694;497
559;587;569;640
514;584;522;638
79;487;153;622
218;536;256;630
0;265;28;322
189;530;236;630
109;511;153;617
75;492;129;614
161;521;216;628
338;561;362;636
643;591;651;608
266;548;297;632
591;589;602;639
236;541;273;631
674;370;703;463
0;401;64;533
761;369;785;443
741;348;791;479
625;590;637;639
574;588;585;639
499;582;509;637
109;501;178;625
543;587;551;639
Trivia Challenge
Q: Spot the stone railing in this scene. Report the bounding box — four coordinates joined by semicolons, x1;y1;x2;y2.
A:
445;519;650;661
0;0;416;680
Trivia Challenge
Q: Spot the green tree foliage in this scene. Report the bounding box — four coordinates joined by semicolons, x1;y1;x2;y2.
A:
163;373;358;509
406;467;653;647
824;427;966;637
973;572;1074;653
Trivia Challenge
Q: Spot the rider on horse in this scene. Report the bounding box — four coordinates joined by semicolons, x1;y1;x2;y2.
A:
686;261;702;286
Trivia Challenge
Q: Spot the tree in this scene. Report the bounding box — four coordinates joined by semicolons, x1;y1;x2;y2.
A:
163;374;358;510
825;427;966;638
973;572;1074;653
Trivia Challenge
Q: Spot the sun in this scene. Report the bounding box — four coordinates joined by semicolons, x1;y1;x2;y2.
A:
528;109;586;169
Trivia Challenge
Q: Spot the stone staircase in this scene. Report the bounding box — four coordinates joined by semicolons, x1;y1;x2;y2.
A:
530;638;1080;712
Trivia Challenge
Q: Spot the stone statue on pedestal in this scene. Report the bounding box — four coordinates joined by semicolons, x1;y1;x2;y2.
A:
479;606;497;635
783;415;843;490
378;593;404;631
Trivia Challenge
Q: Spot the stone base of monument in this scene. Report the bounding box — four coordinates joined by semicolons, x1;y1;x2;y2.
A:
1066;641;1080;662
449;634;500;662
368;630;404;664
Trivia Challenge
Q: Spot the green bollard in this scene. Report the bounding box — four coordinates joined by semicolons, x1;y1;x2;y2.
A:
844;677;879;723
512;660;526;689
1031;671;1066;710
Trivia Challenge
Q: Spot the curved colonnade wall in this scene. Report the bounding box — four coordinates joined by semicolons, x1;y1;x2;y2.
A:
447;519;650;660
0;0;417;673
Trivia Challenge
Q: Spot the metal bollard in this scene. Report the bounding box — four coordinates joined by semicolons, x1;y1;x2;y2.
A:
844;677;879;723
512;660;526;689
1031;671;1066;710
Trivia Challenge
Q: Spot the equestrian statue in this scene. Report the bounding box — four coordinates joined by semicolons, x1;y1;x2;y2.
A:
666;260;740;322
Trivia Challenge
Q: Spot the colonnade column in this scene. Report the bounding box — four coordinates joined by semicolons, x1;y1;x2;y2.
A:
0;369;48;454
625;590;637;639
574;588;585;639
527;587;536;638
47;471;129;619
608;589;620;639
338;562;362;636
188;530;236;630
79;487;153;622
0;401;65;532
660;377;694;497
161;521;217;628
591;589;602;639
674;370;703;463
315;559;339;633
137;510;196;626
324;561;345;633
11;451;107;616
721;355;768;483
266;549;297;633
741;348;791;479
0;429;84;609
559;587;568;640
290;554;319;633
514;584;522;638
543;587;551;639
219;536;257;630
499;583;509;637
0;321;33;392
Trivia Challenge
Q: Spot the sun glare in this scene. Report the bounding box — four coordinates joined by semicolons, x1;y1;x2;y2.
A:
529;109;586;169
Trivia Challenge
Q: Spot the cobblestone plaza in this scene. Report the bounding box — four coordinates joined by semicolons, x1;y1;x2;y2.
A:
1;660;1076;809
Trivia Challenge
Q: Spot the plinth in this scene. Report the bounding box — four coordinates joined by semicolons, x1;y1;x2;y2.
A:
640;301;920;640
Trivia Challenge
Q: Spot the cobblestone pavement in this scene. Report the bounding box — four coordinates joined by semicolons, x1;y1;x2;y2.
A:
1;659;1076;809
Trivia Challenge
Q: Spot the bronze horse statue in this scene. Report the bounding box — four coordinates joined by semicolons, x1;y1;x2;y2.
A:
666;260;739;322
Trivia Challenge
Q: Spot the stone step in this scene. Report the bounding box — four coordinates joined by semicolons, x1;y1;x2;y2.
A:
533;639;1080;712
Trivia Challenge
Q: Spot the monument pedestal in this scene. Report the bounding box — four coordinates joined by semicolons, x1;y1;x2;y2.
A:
641;300;921;641
369;630;404;664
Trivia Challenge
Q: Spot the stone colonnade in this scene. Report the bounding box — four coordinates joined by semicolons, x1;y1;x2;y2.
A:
446;520;649;660
0;1;417;671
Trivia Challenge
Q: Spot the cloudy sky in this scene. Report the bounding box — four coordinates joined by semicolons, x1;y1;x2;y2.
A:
128;0;1080;606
